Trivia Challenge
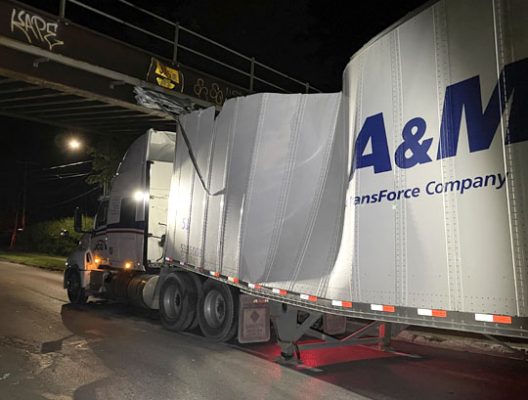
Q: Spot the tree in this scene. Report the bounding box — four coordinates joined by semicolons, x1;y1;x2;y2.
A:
17;217;94;256
86;134;137;193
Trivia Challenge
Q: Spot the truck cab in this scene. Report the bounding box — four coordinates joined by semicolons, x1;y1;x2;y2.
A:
64;129;175;305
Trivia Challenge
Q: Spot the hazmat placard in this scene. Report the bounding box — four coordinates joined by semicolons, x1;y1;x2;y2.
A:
238;294;270;344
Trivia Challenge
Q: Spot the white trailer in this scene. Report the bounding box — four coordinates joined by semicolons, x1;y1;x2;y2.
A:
66;0;528;360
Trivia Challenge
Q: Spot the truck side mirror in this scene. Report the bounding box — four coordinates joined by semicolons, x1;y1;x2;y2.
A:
74;207;83;233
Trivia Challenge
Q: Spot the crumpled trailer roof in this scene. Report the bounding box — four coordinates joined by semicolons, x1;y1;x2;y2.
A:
164;0;528;338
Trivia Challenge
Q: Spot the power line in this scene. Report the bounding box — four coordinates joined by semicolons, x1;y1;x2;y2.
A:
43;160;92;170
43;186;100;208
38;172;91;182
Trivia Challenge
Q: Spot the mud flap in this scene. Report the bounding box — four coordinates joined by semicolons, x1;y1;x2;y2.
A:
238;294;270;344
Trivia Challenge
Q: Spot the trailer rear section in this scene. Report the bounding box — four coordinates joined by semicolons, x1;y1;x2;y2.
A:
163;0;528;341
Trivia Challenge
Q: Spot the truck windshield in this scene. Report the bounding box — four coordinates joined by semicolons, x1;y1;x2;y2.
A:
94;200;109;229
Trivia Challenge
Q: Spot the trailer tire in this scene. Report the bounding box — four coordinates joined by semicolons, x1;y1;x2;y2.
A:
186;273;203;331
65;267;87;305
160;273;197;332
198;280;238;342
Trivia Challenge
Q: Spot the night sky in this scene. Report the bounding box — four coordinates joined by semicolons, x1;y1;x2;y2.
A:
0;0;429;241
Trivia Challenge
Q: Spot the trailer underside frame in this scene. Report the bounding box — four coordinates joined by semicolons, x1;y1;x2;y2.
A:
269;301;410;362
165;262;528;339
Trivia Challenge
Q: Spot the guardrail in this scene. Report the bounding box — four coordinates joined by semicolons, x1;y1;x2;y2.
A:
48;0;320;95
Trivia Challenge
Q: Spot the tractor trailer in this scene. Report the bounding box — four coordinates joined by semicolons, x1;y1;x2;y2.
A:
65;0;528;358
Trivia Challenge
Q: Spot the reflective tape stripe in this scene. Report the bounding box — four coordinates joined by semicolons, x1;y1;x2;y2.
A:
432;310;447;318
371;304;395;312
332;300;353;308
228;277;239;283
418;308;447;318
300;294;317;302
272;288;287;295
493;315;512;324
475;314;494;322
209;271;220;277
248;283;262;289
475;313;512;324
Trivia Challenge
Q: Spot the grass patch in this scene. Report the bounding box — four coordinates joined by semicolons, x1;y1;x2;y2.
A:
0;251;67;271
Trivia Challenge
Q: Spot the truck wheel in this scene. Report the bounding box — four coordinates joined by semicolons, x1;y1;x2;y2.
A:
160;273;197;332
198;280;238;342
66;268;87;305
186;273;203;331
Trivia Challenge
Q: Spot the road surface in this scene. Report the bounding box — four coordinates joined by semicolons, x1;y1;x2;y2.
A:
0;261;527;400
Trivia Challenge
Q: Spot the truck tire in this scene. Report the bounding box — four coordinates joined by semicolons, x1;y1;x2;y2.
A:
66;268;88;305
186;273;203;331
198;280;238;342
160;272;197;332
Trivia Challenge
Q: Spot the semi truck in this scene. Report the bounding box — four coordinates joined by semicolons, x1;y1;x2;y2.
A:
65;0;528;359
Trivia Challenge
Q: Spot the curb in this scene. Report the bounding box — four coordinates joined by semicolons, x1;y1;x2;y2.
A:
0;259;65;272
395;328;528;359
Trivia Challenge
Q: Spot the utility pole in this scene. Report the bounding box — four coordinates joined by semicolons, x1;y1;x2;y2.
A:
9;194;20;249
21;161;28;231
9;161;28;249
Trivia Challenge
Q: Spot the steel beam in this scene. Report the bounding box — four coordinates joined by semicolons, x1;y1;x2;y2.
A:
0;92;69;104
0;86;47;95
0;109;101;133
1;98;93;110
32;107;137;119
0;65;169;118
60;113;169;123
21;103;110;114
0;36;207;109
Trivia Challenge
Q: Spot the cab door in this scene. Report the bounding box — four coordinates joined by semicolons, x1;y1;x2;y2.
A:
91;199;109;265
107;196;144;269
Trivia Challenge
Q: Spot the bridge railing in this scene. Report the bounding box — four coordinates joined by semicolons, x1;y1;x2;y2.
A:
50;0;320;95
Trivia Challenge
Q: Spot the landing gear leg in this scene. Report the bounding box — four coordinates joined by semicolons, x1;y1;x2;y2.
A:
270;302;321;363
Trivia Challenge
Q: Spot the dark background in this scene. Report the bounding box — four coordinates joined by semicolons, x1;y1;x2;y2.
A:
0;0;429;240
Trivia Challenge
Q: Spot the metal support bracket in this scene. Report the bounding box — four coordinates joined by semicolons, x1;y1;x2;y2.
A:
109;80;127;89
270;301;409;364
483;334;528;361
33;57;50;68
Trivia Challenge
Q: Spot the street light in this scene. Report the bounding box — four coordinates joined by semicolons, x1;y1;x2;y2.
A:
68;138;82;151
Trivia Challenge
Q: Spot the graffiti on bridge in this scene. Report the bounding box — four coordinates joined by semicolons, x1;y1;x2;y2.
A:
147;58;245;106
193;78;243;106
10;8;64;51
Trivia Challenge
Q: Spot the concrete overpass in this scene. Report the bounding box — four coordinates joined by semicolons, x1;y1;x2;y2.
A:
0;0;318;136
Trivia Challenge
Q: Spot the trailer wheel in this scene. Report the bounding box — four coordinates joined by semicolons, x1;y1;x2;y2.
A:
160;273;197;332
186;273;203;331
198;280;238;342
66;268;87;305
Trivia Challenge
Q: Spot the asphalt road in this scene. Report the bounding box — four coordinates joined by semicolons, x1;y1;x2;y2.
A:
0;262;527;400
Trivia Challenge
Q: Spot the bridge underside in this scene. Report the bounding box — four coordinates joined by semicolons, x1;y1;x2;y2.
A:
0;73;176;136
0;0;240;136
0;81;178;138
